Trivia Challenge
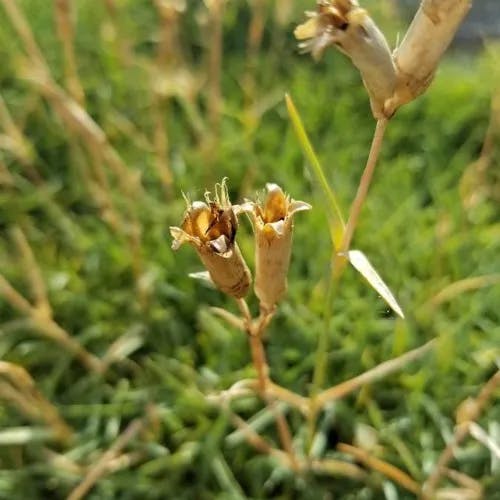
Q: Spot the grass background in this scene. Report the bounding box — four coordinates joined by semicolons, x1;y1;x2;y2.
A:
0;0;499;498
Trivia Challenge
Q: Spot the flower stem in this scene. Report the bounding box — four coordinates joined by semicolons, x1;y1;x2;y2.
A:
308;119;389;450
236;299;299;470
340;118;388;253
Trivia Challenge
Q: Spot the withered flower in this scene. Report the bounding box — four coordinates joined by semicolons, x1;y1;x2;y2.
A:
387;0;472;115
245;184;311;312
295;0;396;118
170;182;251;298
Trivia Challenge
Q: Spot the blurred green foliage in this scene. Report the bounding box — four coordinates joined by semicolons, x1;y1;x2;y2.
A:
0;0;499;498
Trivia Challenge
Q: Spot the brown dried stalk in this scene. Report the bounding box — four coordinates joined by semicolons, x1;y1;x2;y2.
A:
424;274;500;310
29;74;142;200
0;93;41;182
84;142;124;233
207;378;309;415
0;0;142;200
0;274;104;373
337;442;421;495
423;370;500;497
468;423;500;459
226;408;287;461
0;230;104;374
310;457;367;481
225;405;373;483
10;226;52;317
314;340;435;409
339;117;388;254
151;0;184;196
236;298;299;470
0;0;149;302
101;0;134;67
436;467;483;499
206;0;224;136
0;361;73;444
67;419;144;500
460;91;500;210
247;0;266;59
54;0;85;105
0;158;14;185
244;0;267;101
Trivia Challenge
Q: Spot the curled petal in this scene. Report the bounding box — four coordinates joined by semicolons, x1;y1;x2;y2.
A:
289;200;312;216
170;226;199;250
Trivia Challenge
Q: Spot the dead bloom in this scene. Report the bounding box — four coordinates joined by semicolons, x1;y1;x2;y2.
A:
295;0;396;118
246;184;311;312
170;182;251;298
386;0;472;115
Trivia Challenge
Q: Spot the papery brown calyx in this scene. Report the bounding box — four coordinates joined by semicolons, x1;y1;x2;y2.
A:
244;184;311;312
170;184;251;299
295;0;397;119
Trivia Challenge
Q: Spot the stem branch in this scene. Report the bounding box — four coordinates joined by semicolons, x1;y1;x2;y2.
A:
236;299;298;470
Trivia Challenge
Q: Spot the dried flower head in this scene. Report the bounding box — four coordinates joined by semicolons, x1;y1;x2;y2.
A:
170;181;251;298
386;0;472;115
245;184;311;312
295;0;396;118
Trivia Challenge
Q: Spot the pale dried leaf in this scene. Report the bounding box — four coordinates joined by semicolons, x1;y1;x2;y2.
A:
347;250;405;319
189;271;215;288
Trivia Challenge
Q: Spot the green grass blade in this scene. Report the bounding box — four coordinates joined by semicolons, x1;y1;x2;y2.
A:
285;93;345;249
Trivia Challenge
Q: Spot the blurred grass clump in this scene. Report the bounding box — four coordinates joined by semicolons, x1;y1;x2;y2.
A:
0;0;499;498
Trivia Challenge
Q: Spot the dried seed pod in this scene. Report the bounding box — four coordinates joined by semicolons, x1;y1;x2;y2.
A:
245;184;311;312
387;0;472;115
170;182;251;298
295;0;397;118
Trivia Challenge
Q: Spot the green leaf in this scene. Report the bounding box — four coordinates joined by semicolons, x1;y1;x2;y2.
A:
285;93;345;249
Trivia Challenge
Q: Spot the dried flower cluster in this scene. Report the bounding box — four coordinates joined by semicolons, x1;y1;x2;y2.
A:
170;181;311;309
295;0;472;118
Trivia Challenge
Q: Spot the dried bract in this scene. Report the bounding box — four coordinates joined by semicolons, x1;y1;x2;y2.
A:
295;0;396;118
170;182;251;298
245;184;311;312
